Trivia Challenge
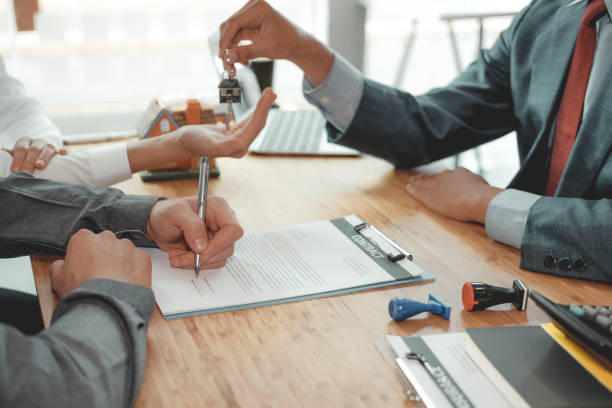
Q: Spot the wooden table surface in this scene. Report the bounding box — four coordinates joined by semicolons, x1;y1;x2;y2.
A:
32;153;612;407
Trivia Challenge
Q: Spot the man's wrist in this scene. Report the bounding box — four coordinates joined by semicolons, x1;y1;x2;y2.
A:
472;186;503;224
174;126;195;160
145;202;158;240
127;129;185;173
290;36;334;87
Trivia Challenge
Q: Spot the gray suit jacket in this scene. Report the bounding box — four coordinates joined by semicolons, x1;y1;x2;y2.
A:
330;0;612;284
0;173;159;407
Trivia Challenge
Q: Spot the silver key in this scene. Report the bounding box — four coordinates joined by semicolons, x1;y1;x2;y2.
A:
224;100;235;130
218;50;241;131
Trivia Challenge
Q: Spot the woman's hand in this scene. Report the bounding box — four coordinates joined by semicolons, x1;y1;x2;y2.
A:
126;88;276;173
178;87;276;159
5;137;67;174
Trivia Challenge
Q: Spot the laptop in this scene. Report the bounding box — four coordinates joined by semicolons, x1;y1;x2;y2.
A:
208;32;359;156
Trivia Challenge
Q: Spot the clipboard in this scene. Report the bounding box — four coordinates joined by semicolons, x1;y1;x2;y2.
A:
378;333;517;408
147;214;435;319
375;339;428;407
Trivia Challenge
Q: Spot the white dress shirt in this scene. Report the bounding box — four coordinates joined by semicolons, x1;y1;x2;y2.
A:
0;58;61;150
302;1;612;249
0;143;132;188
0;56;132;188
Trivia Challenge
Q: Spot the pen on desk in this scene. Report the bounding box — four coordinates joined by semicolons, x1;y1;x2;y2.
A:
194;156;210;278
62;130;137;145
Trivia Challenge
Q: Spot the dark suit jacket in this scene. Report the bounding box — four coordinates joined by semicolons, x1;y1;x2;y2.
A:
329;0;612;283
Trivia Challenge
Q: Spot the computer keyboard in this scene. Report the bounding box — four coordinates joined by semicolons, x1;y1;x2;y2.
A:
259;111;325;153
530;291;612;367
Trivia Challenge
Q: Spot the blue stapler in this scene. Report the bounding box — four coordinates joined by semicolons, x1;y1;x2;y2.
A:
388;294;451;322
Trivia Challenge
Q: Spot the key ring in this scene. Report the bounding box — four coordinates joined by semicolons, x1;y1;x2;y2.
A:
223;49;236;79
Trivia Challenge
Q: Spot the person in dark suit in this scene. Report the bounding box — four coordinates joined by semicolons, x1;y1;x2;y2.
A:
219;0;612;284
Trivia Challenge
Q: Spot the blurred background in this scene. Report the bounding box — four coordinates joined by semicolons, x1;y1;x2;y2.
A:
0;0;530;185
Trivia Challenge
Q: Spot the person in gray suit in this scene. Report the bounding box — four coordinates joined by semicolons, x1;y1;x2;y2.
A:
0;173;243;407
219;0;612;284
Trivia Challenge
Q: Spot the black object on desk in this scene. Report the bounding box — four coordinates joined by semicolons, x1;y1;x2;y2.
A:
530;290;612;369
462;280;529;311
140;167;220;182
466;325;612;408
249;59;274;91
353;222;411;262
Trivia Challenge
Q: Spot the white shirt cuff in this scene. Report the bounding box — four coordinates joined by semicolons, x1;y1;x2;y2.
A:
485;188;542;249
302;52;363;132
33;142;131;188
86;142;132;187
0;142;131;188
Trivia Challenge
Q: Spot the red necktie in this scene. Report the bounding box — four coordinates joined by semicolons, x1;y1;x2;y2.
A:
545;0;607;196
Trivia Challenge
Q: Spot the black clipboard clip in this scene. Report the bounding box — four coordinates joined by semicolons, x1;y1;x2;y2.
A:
354;222;413;263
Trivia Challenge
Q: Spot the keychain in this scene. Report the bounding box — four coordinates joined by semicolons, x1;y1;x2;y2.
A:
218;50;241;130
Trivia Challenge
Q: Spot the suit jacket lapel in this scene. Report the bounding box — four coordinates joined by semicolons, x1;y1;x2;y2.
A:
509;2;585;192
556;65;612;197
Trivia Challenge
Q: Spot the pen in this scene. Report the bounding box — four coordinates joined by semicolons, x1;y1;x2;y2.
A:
62;130;137;145
194;156;210;278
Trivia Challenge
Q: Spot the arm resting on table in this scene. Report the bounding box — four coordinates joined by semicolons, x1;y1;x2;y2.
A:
0;145;132;189
0;173;160;257
520;197;612;284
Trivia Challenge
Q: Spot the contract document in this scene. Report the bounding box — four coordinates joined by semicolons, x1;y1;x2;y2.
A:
145;215;434;319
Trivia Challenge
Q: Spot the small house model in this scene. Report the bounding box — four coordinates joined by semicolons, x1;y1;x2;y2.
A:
137;96;219;176
218;78;241;103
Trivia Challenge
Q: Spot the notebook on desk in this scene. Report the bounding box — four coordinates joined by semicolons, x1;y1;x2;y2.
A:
207;31;359;156
380;325;611;408
465;325;612;408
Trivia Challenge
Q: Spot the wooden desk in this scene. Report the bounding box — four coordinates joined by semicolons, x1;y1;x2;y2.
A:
32;154;612;407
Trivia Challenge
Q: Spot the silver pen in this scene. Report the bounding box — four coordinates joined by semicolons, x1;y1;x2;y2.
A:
194;156;210;278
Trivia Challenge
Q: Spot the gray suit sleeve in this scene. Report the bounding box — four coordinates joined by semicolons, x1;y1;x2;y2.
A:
0;279;155;407
0;173;162;406
327;6;535;168
0;173;161;256
521;198;612;284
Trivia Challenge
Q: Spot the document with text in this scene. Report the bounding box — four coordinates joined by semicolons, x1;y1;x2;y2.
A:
145;215;434;319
